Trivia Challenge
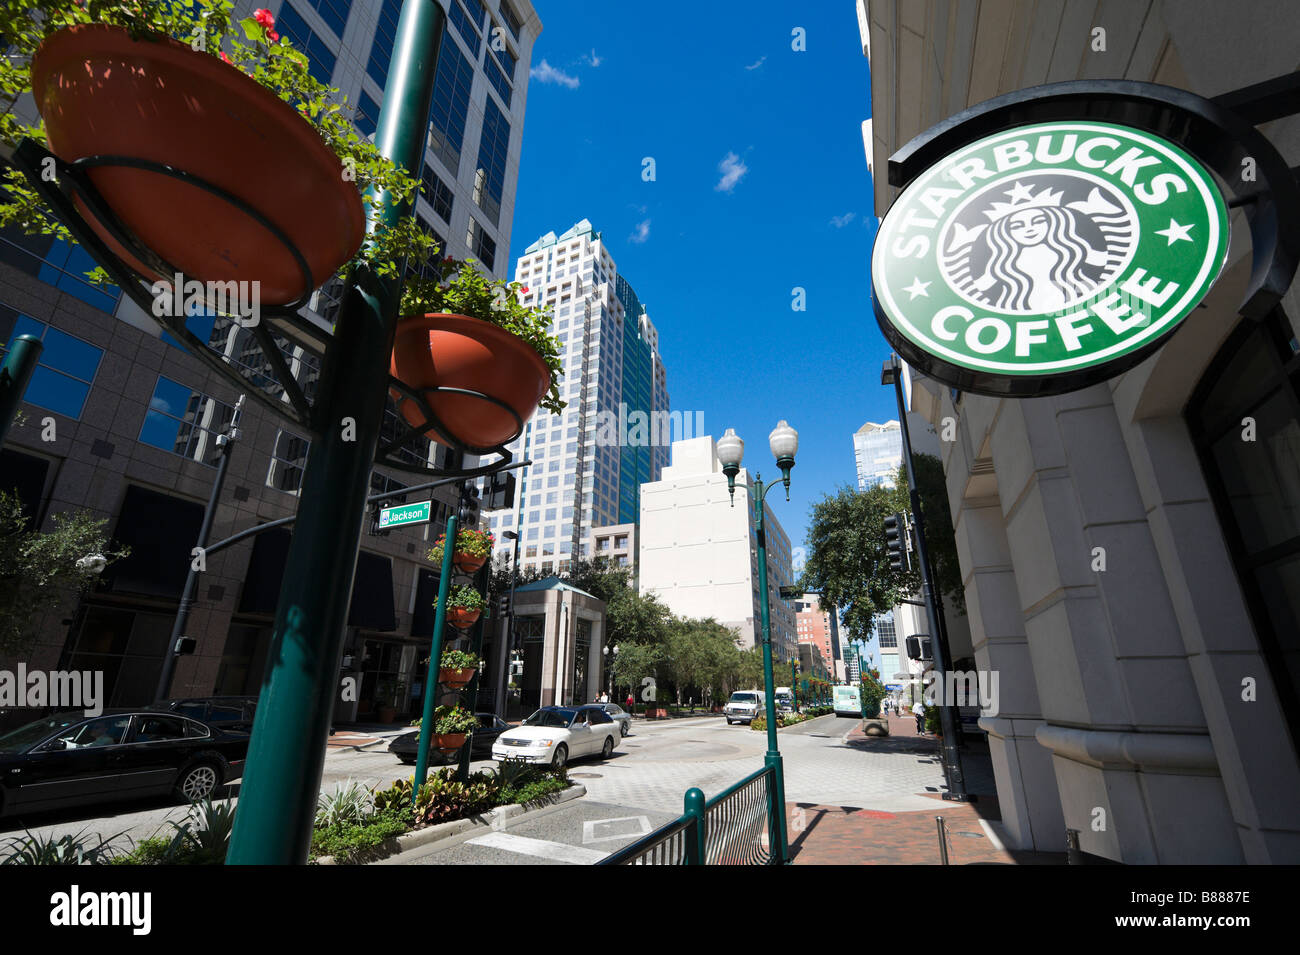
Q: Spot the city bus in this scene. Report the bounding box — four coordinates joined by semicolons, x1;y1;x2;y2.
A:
832;684;861;718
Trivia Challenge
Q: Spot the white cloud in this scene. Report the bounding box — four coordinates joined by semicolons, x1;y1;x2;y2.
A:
745;56;766;70
830;212;856;228
715;152;748;193
587;49;603;67
530;59;579;89
629;219;651;243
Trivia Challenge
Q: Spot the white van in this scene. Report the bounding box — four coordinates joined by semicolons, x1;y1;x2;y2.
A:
724;690;765;724
774;687;794;713
832;684;861;717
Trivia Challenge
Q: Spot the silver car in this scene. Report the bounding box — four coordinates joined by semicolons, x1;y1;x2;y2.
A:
591;702;631;737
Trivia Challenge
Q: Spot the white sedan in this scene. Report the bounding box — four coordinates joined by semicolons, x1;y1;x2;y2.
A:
491;706;620;768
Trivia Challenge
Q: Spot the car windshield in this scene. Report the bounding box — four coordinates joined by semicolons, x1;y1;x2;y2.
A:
523;708;577;728
730;693;757;704
0;713;85;753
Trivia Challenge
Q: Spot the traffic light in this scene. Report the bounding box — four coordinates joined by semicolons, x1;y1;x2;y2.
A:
905;635;932;661
884;512;907;571
459;482;481;527
485;471;516;510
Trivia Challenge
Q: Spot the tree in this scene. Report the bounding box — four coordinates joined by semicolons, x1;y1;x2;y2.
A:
0;490;127;657
799;451;963;644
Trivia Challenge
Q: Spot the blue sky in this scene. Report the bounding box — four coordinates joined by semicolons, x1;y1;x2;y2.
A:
508;2;899;556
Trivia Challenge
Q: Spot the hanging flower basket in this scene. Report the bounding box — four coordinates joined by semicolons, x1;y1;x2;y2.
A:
447;607;482;629
390;314;552;450
427;528;495;575
29;24;364;304
438;667;477;690
432;733;467;754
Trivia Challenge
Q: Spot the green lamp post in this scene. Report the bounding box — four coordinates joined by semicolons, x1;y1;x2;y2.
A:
791;661;799;714
717;420;798;866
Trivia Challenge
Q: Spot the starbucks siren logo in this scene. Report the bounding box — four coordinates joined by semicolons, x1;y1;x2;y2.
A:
872;122;1229;395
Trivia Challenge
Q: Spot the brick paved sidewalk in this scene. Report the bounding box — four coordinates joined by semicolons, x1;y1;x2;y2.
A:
788;718;1064;865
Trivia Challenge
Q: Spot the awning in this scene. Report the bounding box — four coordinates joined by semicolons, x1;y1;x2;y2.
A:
104;484;204;598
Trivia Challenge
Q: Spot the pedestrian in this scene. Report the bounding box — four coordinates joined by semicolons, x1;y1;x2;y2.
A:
626;691;635;715
912;699;927;734
599;690;609;704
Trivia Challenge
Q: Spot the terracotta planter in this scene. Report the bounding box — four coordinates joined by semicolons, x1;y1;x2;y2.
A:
390;314;550;450
447;606;482;629
438;666;477;690
453;552;487;575
30;25;364;304
432;733;467;754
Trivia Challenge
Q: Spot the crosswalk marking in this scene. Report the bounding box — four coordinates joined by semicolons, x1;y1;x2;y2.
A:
465;832;608;865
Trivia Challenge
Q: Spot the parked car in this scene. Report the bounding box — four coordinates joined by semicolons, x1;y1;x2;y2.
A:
775;687;795;713
151;696;258;731
491;706;619;768
0;710;249;818
724;690;764;725
592;702;631;736
388;712;508;765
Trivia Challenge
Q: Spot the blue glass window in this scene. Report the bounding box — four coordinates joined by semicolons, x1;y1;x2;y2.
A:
139;376;236;464
277;3;337;85
466;218;496;271
366;0;402;89
0;229;120;314
474;97;510;226
301;0;349;37
420;164;454;224
355;91;381;138
449;0;482;58
1;310;102;420
427;26;474;175
485;52;511;109
160;310;217;352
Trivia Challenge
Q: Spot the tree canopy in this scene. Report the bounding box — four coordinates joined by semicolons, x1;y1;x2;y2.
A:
799;452;963;643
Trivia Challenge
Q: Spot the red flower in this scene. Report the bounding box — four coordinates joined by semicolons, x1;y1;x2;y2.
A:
219;51;232;64
521;286;530;294
254;8;276;30
268;29;280;43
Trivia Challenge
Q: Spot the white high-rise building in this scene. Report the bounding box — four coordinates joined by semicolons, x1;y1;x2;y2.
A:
639;436;798;663
486;219;670;575
853;420;902;490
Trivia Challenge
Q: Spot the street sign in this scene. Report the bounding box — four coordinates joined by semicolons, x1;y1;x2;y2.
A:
872;119;1229;397
377;500;432;529
778;586;801;599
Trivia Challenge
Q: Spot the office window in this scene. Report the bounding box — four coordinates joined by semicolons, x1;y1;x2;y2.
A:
355;91;380;138
366;0;402;88
0;229;119;314
276;3;337;84
139;376;236;464
467;217;496;271
427;28;475;175
500;2;522;40
420;163;455;224
449;0;482;58
473;98;510;227
301;0;349;36
485;52;511;108
0;310;102;420
268;429;311;493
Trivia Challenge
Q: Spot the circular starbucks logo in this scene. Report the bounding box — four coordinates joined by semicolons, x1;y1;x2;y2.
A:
872;122;1229;396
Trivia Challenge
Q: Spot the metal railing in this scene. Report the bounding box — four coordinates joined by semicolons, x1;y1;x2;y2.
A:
597;766;778;865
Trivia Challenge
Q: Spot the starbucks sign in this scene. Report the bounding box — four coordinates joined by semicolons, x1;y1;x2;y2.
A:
872;121;1230;396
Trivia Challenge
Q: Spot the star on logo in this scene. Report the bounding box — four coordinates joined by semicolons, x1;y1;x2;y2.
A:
903;277;931;300
1003;180;1035;203
1155;218;1194;245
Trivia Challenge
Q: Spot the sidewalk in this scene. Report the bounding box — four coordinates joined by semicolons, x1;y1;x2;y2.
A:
789;716;1064;865
325;722;410;751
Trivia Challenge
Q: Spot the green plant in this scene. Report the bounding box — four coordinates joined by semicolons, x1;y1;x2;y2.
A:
315;778;374;829
436;585;485;613
401;258;564;415
110;836;174;865
440;649;481;671
498;777;567;806
925;705;942;736
0;2;430;288
432;704;477;735
427;528;495;566
411;768;496;826
165;797;235;864
310;813;410;864
371;777;414;815
0;827;125;865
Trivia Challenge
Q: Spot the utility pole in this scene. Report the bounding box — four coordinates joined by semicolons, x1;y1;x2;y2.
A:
882;354;969;801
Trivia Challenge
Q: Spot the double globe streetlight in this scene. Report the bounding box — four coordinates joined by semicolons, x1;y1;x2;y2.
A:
716;419;798;865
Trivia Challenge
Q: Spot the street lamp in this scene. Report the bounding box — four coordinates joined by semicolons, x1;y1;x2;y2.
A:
717;419;798;865
500;529;521;714
603;643;619;697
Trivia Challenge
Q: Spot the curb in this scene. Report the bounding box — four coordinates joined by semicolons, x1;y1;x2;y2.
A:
313;783;587;865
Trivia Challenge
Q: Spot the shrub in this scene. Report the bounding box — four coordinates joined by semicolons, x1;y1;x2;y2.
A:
499;778;567;806
0;828;124;865
372;778;414;815
412;769;496;826
311;811;410;865
165;797;234;864
315;779;374;829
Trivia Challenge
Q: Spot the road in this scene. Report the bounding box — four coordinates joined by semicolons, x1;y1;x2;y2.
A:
0;712;954;862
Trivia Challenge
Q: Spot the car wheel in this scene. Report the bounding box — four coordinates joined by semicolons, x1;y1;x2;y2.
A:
551;744;567;768
398;756;416;765
601;735;614;759
175;762;221;803
726;718;734;725
620;722;629;737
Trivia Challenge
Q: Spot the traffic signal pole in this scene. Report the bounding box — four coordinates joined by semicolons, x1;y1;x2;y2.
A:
884;354;969;800
226;0;446;864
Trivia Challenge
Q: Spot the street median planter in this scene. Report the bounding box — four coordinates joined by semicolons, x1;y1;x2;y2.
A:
30;25;364;304
391;313;551;450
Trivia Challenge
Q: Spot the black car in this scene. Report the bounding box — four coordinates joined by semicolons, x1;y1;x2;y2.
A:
388;712;509;765
0;710;249;818
151;696;259;732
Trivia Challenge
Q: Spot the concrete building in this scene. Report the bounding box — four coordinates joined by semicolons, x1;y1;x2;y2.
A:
499;576;606;714
639;436;798;662
589;522;638;582
485;219;672;577
0;0;541;724
853;420;903;490
862;0;1300;863
794;593;840;679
